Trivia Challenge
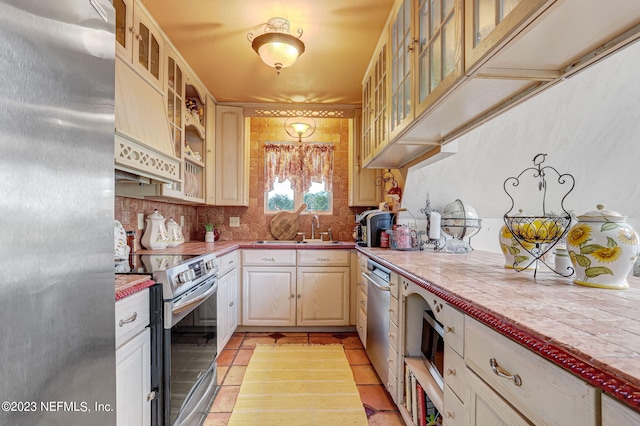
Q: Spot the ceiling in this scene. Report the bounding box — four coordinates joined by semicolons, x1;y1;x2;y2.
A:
140;0;396;106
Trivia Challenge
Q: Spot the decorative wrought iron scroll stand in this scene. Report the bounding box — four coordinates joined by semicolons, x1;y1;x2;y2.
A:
503;153;575;277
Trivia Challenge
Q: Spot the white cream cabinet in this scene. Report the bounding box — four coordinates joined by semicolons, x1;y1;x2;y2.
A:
115;289;151;426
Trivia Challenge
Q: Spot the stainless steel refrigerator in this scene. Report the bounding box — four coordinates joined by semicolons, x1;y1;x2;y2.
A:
0;0;117;425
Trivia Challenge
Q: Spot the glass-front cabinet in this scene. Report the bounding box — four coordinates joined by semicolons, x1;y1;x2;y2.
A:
464;0;551;72
112;0;163;90
414;0;464;116
362;32;388;165
164;47;206;203
388;0;464;144
389;0;413;140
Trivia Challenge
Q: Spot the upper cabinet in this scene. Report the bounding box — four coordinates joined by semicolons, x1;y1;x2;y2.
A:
363;0;640;169
114;0;210;204
113;0;163;91
214;106;249;206
350;109;382;207
389;0;414;141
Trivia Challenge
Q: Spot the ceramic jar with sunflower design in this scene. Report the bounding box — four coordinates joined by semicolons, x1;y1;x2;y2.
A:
498;224;538;270
566;204;639;289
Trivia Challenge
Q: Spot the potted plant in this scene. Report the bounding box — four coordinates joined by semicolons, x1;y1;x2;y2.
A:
204;223;221;242
204;223;215;242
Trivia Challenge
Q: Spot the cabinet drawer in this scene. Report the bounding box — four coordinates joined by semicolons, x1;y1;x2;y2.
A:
242;249;296;266
389;319;399;352
115;289;149;348
297;249;350;266
465;317;598;426
442;304;464;357
218;251;239;275
443;344;465;402
443;385;464;426
388;344;399;380
389;294;399;326
357;306;367;344
602;393;640;425
387;367;399;404
358;286;367;314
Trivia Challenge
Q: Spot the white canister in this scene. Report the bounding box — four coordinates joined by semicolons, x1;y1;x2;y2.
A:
566;204;639;289
140;209;170;250
166;217;185;247
553;246;574;276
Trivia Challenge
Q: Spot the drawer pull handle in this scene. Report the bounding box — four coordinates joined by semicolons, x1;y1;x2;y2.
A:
118;312;137;327
490;358;522;386
316;257;330;262
446;367;456;376
445;410;455;419
445;325;454;333
262;257;275;262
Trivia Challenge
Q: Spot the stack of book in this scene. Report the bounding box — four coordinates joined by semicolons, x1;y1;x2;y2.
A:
404;365;442;426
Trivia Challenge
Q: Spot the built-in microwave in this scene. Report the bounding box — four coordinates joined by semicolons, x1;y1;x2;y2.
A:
421;310;445;390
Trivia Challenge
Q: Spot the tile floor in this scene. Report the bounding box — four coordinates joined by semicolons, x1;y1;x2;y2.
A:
203;331;406;426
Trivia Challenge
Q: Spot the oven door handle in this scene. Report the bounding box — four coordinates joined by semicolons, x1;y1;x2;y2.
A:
172;280;218;315
362;272;390;291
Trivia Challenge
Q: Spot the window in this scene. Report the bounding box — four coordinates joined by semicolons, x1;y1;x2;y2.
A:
264;143;334;214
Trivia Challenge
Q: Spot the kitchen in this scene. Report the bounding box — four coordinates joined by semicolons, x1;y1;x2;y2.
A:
2;0;640;426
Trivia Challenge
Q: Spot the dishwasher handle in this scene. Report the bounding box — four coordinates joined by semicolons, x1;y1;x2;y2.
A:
362;272;390;291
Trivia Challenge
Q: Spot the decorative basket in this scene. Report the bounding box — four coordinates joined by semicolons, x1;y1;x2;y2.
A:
504;215;570;244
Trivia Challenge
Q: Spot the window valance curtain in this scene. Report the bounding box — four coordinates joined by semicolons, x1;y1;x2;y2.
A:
264;143;334;193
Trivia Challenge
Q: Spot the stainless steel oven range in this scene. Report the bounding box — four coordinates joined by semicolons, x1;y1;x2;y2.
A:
125;253;219;426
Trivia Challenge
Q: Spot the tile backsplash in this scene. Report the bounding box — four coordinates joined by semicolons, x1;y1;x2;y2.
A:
115;116;376;248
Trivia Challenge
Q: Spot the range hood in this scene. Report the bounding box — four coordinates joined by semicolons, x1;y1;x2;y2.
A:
114;57;180;184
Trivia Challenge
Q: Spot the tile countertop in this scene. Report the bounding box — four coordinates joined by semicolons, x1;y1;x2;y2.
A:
115;274;154;300
134;240;356;257
358;247;640;412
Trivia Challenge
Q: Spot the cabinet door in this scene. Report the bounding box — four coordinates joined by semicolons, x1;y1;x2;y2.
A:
389;0;414;140
112;0;133;61
414;0;464;116
296;267;350;326
204;95;216;205
602;393;640;426
116;328;151;426
215;270;230;348
227;268;239;332
242;267;296;326
465;367;529;426
464;0;550;73
132;2;163;89
350;109;382;206
215;105;248;206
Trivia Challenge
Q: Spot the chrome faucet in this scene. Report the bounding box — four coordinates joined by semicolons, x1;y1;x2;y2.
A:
311;214;320;239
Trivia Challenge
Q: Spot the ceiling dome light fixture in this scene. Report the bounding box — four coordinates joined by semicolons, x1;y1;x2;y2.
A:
247;17;305;74
285;117;316;142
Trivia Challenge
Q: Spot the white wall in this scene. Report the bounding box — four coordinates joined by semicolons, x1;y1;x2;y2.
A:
401;40;640;254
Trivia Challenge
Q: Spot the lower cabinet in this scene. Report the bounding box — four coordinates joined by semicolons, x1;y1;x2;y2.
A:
242;266;350;326
465;367;529;426
464;316;598;426
602;393;640;425
243;266;297;325
115;289;151;426
296;266;350;326
356;253;368;345
218;268;239;343
242;249;351;327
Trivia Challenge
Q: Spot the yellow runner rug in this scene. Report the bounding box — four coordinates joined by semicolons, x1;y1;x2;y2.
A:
227;345;369;426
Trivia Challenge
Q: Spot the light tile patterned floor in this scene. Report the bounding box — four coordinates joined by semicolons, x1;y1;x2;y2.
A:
203;332;406;426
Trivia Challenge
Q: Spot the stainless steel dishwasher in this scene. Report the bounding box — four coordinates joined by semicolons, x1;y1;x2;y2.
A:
362;259;391;385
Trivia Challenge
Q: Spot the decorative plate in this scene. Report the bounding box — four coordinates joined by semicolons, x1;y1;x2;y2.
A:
114;220;129;260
